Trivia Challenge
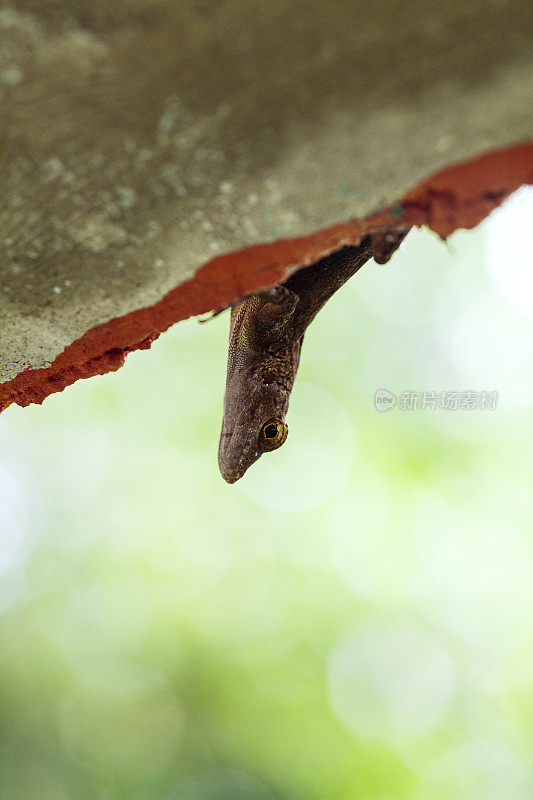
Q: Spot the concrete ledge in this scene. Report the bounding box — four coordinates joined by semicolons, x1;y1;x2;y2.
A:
1;0;532;409
1;143;531;412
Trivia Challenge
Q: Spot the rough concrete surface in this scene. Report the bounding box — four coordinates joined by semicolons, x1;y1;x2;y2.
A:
0;0;532;405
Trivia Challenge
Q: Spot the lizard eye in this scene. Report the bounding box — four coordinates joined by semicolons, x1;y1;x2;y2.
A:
259;418;288;451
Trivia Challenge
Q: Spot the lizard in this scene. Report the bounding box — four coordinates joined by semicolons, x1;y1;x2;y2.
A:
218;225;409;483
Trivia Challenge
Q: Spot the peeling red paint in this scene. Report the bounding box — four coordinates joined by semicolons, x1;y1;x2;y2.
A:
1;141;532;413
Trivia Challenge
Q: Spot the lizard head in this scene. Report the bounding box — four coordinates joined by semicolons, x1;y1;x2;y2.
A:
218;367;290;483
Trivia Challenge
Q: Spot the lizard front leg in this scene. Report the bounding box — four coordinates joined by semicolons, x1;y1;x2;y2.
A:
250;285;299;347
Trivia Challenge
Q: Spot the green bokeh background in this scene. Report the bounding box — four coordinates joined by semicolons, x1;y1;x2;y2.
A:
1;190;533;800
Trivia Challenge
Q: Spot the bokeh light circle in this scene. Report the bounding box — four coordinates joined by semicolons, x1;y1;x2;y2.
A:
327;620;456;742
423;739;532;800
238;381;355;510
0;460;29;574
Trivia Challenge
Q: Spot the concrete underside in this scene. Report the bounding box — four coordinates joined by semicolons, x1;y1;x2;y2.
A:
0;0;532;410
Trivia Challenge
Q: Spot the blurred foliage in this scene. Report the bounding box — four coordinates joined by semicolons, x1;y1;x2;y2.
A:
1;190;533;800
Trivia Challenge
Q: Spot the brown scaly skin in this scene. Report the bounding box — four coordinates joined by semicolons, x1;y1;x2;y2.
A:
218;226;409;483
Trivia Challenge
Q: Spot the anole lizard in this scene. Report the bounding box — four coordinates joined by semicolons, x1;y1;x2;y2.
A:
218;226;408;483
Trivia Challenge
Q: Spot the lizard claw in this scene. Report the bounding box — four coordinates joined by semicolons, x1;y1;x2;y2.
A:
197;304;232;323
371;227;409;264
